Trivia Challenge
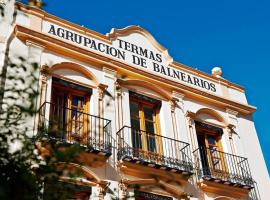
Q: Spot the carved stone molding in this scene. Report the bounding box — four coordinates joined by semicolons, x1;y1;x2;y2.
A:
98;84;107;101
226;108;238;117
119;182;128;200
40;64;50;78
170;100;176;113
226;124;236;139
185;111;196;127
25;40;45;50
172;91;185;112
115;80;122;97
97;185;105;200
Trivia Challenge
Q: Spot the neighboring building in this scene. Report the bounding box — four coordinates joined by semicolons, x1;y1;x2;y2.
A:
0;1;269;200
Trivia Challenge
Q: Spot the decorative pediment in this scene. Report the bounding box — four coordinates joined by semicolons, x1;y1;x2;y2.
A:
107;25;173;64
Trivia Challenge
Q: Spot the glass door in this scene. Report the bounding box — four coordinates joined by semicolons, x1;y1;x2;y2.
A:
68;95;85;142
50;79;90;143
50;87;68;139
196;122;226;178
129;98;160;155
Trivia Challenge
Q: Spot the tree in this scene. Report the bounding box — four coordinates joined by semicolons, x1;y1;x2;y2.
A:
0;1;81;199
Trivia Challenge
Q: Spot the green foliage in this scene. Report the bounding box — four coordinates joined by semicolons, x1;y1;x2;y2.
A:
0;52;41;199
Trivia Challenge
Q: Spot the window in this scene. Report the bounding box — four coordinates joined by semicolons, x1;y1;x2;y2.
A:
195;121;226;173
50;77;91;142
129;92;161;153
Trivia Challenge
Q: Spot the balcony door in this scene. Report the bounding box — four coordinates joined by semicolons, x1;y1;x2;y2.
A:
129;92;161;155
195;121;226;176
50;78;90;143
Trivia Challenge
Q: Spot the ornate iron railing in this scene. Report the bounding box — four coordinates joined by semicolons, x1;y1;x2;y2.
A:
117;126;193;174
193;147;255;188
37;102;112;155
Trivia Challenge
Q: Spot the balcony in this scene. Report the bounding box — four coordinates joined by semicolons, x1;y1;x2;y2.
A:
37;102;112;157
117;126;193;175
193;147;255;189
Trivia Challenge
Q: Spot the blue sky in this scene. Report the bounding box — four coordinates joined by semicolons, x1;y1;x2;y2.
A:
40;0;269;173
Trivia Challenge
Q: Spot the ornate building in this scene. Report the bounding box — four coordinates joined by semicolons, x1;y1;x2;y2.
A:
0;1;269;199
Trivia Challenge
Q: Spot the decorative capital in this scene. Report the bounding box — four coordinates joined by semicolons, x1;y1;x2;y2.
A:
186;116;193;127
98;90;104;100
40;64;50;75
119;182;128;199
185;111;195;127
40;65;50;84
97;85;106;101
170;100;176;113
97;185;105;199
226;124;236;139
115;80;122;96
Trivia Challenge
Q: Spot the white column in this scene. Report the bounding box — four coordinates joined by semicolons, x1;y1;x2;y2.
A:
225;108;243;156
121;87;131;127
172;91;189;143
102;67;117;139
26;40;44;137
159;100;174;139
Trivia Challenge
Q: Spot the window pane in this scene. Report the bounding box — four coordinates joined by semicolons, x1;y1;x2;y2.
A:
72;96;84;108
145;121;155;134
207;136;217;146
143;106;154;120
130;101;139;117
146;133;156;152
131;119;140;130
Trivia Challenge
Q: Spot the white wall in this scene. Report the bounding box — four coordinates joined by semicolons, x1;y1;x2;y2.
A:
238;115;270;200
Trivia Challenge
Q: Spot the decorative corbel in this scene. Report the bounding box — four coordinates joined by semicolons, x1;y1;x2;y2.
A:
115;80;122;97
40;64;50;82
170;99;177;113
97;184;105;200
185;111;196;127
118;182;128;200
172;91;185;112
226;124;236;139
38;64;50;107
98;83;107;101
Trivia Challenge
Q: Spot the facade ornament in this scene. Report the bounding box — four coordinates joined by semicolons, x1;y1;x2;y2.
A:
226;124;236;139
98;87;104;101
172;91;185;112
211;66;222;78
115;80;122;97
170;99;176;113
28;0;43;8
40;64;50;83
98;84;107;101
97;185;105;200
186;116;193;127
118;182;128;200
185;111;195;127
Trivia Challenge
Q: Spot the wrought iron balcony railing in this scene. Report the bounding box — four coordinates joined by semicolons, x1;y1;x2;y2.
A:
37;102;112;156
117;126;193;174
193;147;255;189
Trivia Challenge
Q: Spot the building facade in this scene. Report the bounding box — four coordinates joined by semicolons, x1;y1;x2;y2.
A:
0;1;269;200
